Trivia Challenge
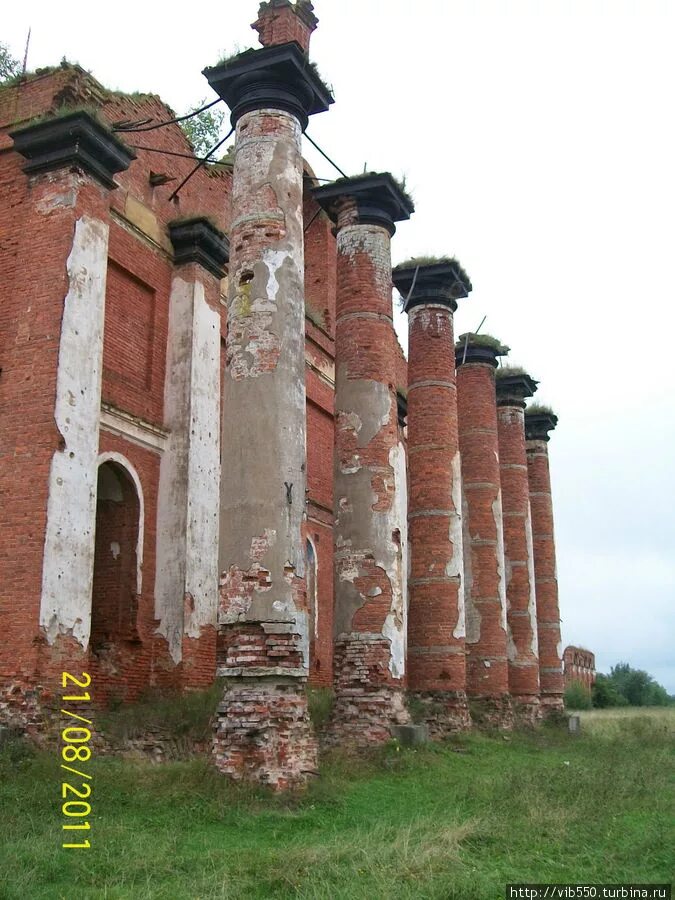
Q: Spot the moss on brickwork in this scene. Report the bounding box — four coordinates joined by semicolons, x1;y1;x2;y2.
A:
397;254;457;268
456;332;509;354
495;364;529;378
526;402;556;416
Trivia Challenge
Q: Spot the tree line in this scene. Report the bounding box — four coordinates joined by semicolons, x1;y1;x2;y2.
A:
566;662;674;710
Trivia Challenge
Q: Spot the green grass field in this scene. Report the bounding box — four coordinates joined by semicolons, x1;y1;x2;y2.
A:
1;708;673;899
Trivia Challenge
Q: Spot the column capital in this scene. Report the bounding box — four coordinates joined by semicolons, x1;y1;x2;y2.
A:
311;172;414;236
169;217;230;279
525;406;558;442
455;332;509;369
393;257;471;313
10;110;135;190
495;367;538;408
203;42;333;129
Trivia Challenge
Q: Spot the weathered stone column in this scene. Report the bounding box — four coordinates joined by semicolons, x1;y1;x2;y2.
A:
525;407;564;716
455;335;513;729
495;368;541;725
312;173;413;746
392;259;472;737
204;17;333;787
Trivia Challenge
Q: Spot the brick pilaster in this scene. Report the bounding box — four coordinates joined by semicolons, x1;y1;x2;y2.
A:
0;112;133;732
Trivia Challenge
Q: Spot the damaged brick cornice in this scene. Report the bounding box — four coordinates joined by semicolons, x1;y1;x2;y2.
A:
495;372;538;408
169;217;230;279
312;173;414;236
203;42;333;129
524;410;558;442
393;259;472;313
9;110;135;189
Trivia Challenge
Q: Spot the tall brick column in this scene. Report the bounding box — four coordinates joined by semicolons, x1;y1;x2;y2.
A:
525;407;564;716
495;369;541;726
204;14;333;787
312;174;414;746
393;259;472;737
455;335;513;729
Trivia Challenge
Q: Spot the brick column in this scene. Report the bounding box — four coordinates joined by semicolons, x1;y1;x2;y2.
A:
204;33;332;788
393;260;472;737
525;408;564;716
312;174;414;746
1;112;133;732
455;336;513;729
495;369;541;725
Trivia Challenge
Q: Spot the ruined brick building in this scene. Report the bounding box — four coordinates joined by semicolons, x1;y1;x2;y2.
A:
563;646;596;695
0;1;566;787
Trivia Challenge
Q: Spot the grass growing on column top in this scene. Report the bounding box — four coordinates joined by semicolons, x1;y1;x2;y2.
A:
1;708;673;899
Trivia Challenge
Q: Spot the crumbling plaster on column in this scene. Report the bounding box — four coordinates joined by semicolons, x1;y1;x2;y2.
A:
333;378;405;678
493;489;508;633
449;451;466;640
219;106;308;675
39;216;109;648
336;225;393;299
525;503;540;658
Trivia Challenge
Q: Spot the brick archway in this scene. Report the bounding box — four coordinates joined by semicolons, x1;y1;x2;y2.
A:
90;456;143;660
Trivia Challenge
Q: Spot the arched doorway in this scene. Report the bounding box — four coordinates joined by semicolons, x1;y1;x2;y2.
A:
90;459;141;656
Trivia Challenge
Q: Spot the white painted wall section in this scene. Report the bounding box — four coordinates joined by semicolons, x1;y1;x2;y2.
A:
185;284;221;637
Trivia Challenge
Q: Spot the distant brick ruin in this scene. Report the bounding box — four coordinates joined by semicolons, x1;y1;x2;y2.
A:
0;0;567;788
563;647;596;695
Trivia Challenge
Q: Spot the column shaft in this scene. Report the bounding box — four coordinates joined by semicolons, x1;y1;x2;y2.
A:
457;358;512;729
497;403;541;724
328;213;408;745
215;106;316;788
407;304;469;735
526;438;564;713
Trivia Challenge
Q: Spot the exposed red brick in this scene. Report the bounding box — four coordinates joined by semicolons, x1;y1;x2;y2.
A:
457;352;513;729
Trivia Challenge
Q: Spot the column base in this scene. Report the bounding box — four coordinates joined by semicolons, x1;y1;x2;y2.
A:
511;695;542;728
408;690;471;738
322;636;408;749
468;693;514;730
540;693;565;721
212;679;318;790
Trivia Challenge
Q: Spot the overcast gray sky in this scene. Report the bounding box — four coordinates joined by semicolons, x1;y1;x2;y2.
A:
5;0;674;690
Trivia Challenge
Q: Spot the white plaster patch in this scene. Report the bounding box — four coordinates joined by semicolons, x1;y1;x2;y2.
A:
525;501;539;658
385;441;408;678
155;278;221;659
110;542;120;560
337;225;392;299
39;216;109;648
184;284;221;639
448;451;466;639
493;490;508;633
